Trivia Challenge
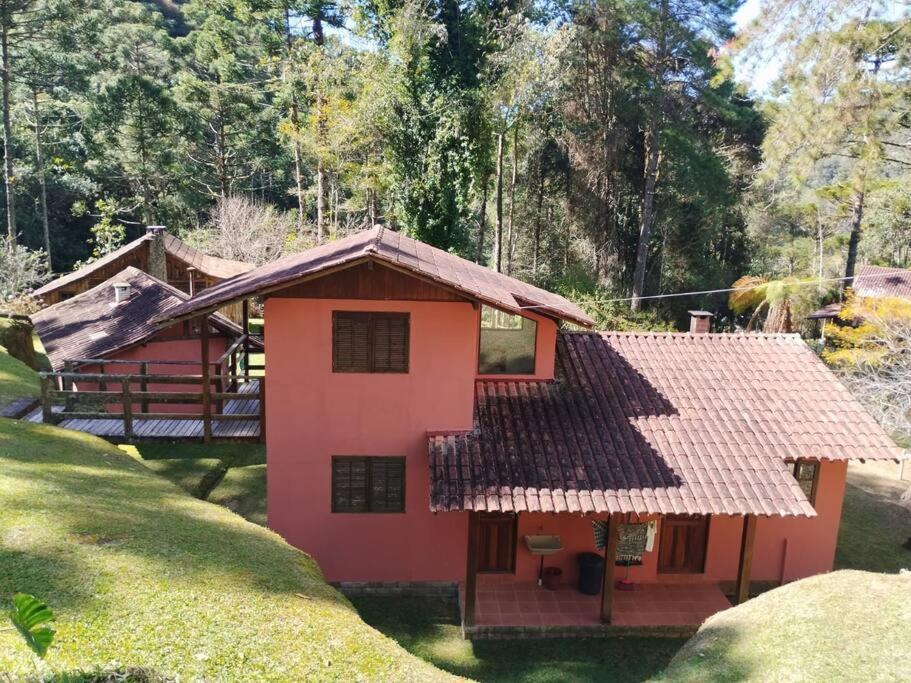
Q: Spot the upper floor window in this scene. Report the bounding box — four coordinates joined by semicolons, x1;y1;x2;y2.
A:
333;311;409;373
331;456;406;513
788;459;819;505
478;305;536;374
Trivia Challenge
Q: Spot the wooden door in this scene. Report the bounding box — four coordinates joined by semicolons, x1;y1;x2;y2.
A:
477;513;517;573
658;515;709;574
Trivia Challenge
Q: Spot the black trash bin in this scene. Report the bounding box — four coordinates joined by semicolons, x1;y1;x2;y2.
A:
577;552;604;595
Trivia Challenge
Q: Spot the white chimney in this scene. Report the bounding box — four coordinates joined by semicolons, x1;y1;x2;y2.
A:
112;282;132;303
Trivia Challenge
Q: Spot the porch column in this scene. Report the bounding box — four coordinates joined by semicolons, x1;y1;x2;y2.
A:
242;299;250;382
464;511;480;628
200;315;212;443
735;514;757;604
600;513;620;623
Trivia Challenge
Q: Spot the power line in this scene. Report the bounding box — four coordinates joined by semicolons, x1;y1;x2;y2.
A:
519;273;882;310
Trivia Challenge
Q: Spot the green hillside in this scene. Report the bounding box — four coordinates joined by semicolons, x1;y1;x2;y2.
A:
0;418;454;681
658;570;911;682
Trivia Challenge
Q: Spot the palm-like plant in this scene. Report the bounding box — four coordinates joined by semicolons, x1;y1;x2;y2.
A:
729;275;824;333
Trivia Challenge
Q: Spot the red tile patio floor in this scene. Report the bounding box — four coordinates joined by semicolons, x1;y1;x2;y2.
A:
474;581;731;628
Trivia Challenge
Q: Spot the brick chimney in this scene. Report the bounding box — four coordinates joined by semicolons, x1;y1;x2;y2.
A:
688;310;714;334
146;225;167;282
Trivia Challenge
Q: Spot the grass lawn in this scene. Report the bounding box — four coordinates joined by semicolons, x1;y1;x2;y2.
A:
349;595;683;683
656;570;911;682
0;418;453;681
208;464;268;526
0;343;39;407
835;462;911;573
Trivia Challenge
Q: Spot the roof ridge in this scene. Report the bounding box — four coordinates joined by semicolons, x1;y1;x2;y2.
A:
561;330;803;340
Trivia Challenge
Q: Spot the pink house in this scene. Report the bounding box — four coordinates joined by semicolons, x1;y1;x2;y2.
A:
31;267;262;436
156;227;903;635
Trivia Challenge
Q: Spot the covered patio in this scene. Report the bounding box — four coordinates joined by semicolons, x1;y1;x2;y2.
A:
471;580;731;632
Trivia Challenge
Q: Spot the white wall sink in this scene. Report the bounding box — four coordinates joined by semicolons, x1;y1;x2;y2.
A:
524;535;563;555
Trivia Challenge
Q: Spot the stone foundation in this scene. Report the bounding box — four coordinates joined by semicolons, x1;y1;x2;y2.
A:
333;581;458;598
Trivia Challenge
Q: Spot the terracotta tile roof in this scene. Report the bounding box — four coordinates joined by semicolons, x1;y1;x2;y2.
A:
853;264;911;299
429;332;904;517
154;227;595;327
31;267;258;371
34;233;252;297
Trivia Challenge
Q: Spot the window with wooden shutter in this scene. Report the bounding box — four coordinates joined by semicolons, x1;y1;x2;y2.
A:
331;456;406;513
332;312;409;373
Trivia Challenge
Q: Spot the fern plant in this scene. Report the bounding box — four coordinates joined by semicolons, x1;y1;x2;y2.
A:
8;593;56;658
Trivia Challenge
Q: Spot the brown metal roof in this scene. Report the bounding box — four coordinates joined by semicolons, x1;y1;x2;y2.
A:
429;331;904;517
806;302;843;320
34;233;252;297
154;227;595;327
853;264;911;299
30;267;258;371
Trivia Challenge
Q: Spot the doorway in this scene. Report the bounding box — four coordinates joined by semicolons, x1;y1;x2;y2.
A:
477;513;517;573
658;515;709;574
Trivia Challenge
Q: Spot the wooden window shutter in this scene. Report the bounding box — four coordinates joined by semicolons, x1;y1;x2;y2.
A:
369;458;406;512
333;312;370;372
332;457;369;512
371;313;409;373
331;456;405;513
332;311;409;373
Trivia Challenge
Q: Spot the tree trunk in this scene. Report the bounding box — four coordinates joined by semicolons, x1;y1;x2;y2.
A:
843;186;865;291
631;127;661;311
314;14;327;243
32;89;50;267
1;19;16;243
533;154;544;276
506;126;518;275
493;131;504;272
284;6;306;235
475;167;489;263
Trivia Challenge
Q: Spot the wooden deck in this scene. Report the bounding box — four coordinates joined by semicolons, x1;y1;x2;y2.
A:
25;380;261;442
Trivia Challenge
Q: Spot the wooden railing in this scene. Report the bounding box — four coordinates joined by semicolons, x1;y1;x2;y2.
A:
39;359;264;443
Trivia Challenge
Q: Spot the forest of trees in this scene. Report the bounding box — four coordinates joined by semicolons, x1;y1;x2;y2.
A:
1;0;909;326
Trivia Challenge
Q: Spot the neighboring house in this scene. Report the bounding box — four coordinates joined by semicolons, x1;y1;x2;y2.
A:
34;226;253;322
152;227;903;634
31;268;262;422
808;264;911;322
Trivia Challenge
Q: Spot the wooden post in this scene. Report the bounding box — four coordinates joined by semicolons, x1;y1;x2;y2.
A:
62;360;75;412
139;361;149;414
230;346;238;392
464;511;480;630
200;316;212;442
258;376;266;444
214;361;224;415
735;514;757;605
121;377;134;440
98;362;106;392
600;513;620;624
242;299;250;382
40;374;55;425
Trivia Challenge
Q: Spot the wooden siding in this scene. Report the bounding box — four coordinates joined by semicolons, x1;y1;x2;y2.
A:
269;261;469;302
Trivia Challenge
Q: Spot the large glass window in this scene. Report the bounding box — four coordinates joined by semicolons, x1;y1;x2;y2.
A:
478;305;536;374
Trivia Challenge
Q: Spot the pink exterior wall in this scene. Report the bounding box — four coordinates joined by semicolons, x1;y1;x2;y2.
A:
74;328;230;414
265;297;477;581
482;460;848;589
